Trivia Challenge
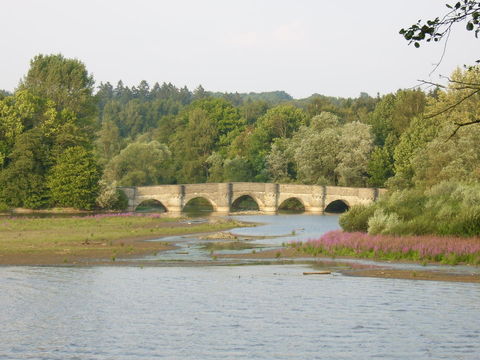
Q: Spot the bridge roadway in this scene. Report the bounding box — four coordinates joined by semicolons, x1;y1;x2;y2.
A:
119;183;386;214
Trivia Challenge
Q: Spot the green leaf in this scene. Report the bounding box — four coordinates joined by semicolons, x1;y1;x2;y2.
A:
467;22;474;31
414;42;420;48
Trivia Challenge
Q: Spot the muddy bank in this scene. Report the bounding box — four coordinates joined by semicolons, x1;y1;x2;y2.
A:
0;216;246;266
215;247;480;283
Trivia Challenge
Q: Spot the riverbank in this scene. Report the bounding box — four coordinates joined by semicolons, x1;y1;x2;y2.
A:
1;213;479;284
215;247;480;283
0;213;246;266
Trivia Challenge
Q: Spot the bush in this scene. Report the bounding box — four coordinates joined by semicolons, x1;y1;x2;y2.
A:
364;182;480;237
368;209;401;235
112;189;129;211
339;204;376;232
0;202;10;212
96;180;129;211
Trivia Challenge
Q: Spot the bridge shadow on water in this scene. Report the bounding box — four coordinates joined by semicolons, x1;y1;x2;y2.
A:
324;199;349;214
182;197;215;217
278;198;305;214
135;199;167;213
230;195;259;212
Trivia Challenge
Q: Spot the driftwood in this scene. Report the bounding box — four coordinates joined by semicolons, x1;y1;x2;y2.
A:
302;271;331;275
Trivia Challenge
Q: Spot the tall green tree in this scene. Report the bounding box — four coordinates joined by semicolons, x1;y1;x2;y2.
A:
104;140;171;186
0;129;49;208
335;122;373;186
171;98;245;182
47;146;101;210
19;54;96;119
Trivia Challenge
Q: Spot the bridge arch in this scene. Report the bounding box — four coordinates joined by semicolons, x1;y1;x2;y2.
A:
182;196;217;213
134;198;168;212
324;199;350;213
231;194;260;212
231;193;264;212
278;197;305;213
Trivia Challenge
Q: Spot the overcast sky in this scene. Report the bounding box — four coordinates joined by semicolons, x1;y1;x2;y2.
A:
1;0;478;98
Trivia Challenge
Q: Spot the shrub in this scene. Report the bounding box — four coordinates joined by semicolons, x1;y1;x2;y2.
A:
96;180;129;210
339;204;376;232
113;189;129;210
368;209;401;235
0;202;10;212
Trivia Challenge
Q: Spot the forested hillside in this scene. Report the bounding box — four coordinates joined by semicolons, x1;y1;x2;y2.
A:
1;54;479;228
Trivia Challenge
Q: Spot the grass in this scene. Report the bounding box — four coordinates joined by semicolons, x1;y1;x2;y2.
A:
0;213;243;263
288;230;480;265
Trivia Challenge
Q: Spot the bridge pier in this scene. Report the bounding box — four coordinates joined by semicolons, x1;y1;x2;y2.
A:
305;185;325;214
261;183;279;213
164;185;185;214
215;183;232;213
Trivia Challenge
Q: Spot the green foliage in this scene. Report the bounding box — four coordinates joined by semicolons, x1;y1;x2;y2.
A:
95;118;123;166
400;1;480;53
47;146;101;210
351;182;480;237
0;129;49;208
339;204;376;232
367;209;402;235
256;104;307;140
387;116;438;189
266;112;374;187
104;140;171;186
223;157;254;182
19;54;95;118
96;180;128;210
367;145;394;187
266;138;296;183
113;189;129;211
335;121;373;186
3;52;480;231
169;98;246;183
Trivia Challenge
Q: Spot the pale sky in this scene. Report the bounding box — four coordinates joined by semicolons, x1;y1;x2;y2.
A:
1;0;478;98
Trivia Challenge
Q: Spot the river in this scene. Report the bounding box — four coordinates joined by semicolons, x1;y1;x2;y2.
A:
0;214;479;359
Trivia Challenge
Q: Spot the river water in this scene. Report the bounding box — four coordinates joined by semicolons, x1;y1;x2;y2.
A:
1;214;479;359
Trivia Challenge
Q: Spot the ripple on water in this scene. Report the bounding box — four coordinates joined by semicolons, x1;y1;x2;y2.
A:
0;265;479;359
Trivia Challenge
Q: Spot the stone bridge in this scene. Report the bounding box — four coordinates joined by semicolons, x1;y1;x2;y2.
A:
119;183;386;214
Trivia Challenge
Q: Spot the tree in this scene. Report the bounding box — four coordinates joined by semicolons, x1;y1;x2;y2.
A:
95;119;123;166
104;140;171;186
170;98;245;182
206;152;225;182
256;104;307;140
19;54;96;118
0;129;49;208
47;146;101;210
266;138;296;183
293;124;339;185
367;141;395;187
223;157;255;182
241;100;270;125
412;123;480;187
400;2;480;133
387;116;439;189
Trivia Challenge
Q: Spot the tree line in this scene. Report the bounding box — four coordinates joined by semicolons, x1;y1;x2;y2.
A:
1;54;479;221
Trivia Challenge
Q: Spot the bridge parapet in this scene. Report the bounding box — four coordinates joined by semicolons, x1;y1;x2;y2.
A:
119;183;385;213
